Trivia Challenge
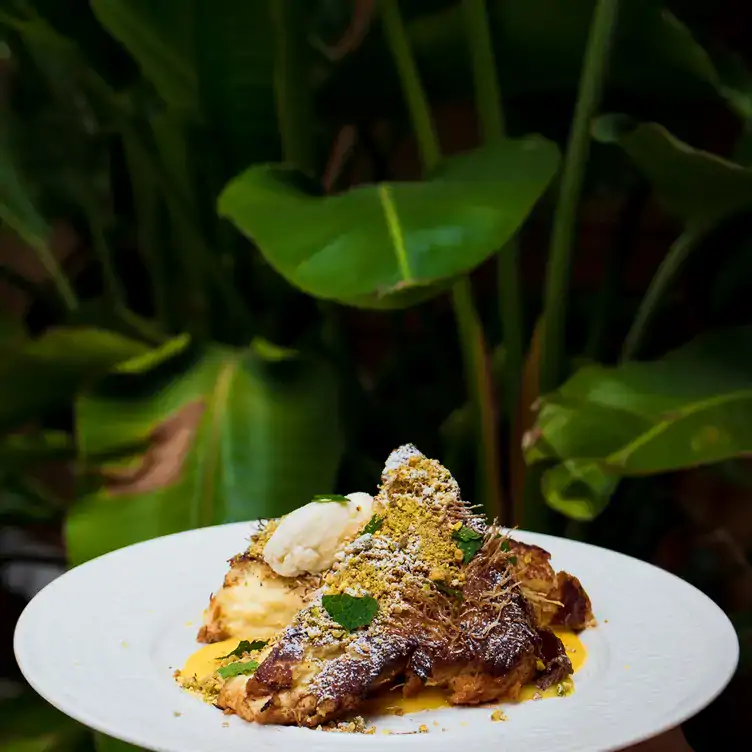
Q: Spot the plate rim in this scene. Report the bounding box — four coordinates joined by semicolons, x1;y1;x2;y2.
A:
14;521;740;752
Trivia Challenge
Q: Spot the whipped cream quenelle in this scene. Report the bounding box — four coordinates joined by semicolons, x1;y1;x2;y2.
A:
262;492;374;577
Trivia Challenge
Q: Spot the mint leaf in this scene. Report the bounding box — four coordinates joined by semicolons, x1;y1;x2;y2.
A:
312;493;349;503
219;639;268;659
500;540;511;552
436;582;463;600
509;556;518;565
322;593;379;631
362;514;383;535
454;525;483;542
217;660;259;679
453;525;484;564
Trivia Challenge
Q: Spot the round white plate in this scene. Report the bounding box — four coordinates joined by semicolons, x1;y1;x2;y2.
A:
15;522;738;752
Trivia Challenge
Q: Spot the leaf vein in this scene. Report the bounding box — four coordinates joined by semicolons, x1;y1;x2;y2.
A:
378;184;413;282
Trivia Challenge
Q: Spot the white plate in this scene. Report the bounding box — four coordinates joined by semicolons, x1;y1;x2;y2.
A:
15;522;738;752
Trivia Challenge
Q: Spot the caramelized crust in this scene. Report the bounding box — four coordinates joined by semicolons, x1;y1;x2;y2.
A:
508;540;595;630
207;447;594;728
218;534;578;726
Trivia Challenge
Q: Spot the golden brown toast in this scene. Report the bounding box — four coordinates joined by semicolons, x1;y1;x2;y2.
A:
215;445;588;727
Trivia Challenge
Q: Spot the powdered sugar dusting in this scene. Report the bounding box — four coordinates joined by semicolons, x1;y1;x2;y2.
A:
381;444;424;482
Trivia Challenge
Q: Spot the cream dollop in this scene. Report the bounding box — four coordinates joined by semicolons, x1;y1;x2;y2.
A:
262;492;374;577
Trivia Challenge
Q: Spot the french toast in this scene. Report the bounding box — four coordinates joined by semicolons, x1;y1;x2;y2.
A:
213;445;594;727
198;519;319;644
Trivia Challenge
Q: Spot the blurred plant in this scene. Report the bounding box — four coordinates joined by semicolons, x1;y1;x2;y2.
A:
0;0;749;543
1;7;752;745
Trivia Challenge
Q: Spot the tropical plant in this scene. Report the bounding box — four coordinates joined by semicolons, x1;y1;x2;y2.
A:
1;0;752;746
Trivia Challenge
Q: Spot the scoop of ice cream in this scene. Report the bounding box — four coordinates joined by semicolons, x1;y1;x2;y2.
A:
263;492;374;577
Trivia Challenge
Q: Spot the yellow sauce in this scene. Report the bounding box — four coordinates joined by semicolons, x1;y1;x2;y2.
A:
515;629;586;702
182;637;241;681
180;629;587;713
365;629;587;715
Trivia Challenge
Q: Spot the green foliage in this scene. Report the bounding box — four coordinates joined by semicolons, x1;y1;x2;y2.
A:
322;0;721;115
594;116;752;226
66;335;343;565
90;0;197;111
0;141;49;252
311;494;350;503
526;327;752;520
219;640;268;659
219;137;559;308
0;691;94;752
216;660;259;679
1;1;750;749
0;328;147;430
362;514;384;535
321;593;380;631
196;0;279;171
452;524;484;563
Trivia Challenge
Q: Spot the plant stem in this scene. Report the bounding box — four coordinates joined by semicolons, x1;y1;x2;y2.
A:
585;182;648;360
77;188;126;310
539;0;621;392
622;224;710;360
381;0;502;520
29;237;79;312
461;0;505;139
271;0;316;172
380;0;441;170
121;129;172;328
461;0;524;464
452;277;503;519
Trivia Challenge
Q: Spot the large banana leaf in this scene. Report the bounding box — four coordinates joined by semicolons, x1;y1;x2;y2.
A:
593;116;752;227
66;336;343;565
321;0;720;115
218;137;559;308
525;327;752;520
0;328;147;431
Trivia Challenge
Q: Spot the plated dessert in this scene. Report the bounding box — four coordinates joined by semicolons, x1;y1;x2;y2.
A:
176;444;594;729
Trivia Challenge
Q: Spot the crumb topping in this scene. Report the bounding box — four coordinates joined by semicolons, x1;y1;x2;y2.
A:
242;519;280;560
297;453;479;641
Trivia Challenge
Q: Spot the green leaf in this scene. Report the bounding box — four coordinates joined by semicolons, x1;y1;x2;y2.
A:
322;1;720;115
219;640;268;660
312;493;349;503
195;0;279;172
527;326;752;520
216;659;259;679
0;140;50;252
0;431;75;466
593;116;752;227
453;524;484;563
90;0;197;111
0;328;148;431
362;514;384;536
66;336;343;565
218;138;559;308
0;690;93;752
93;736;139;752
321;593;379;631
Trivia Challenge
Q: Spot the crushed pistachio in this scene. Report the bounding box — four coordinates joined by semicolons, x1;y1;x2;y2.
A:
244;519;281;559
